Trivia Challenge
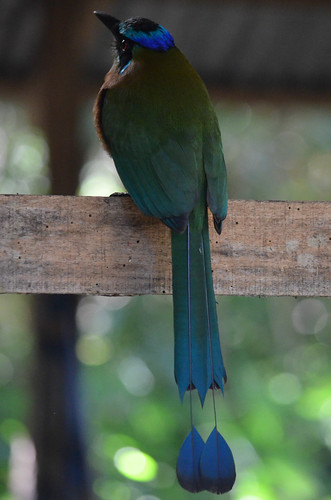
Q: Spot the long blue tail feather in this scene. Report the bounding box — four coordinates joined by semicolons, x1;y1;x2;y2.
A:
176;427;205;492
171;212;226;404
172;208;235;494
200;427;236;494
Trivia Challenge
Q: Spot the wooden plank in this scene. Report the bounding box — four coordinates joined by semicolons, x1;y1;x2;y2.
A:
0;194;329;297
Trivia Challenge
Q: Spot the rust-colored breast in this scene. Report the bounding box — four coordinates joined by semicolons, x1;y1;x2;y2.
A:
93;86;110;154
93;66;121;156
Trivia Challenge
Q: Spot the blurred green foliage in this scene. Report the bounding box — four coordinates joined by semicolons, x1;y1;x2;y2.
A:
0;99;330;499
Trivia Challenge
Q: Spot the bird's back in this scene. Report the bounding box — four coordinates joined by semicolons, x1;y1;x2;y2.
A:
95;45;225;231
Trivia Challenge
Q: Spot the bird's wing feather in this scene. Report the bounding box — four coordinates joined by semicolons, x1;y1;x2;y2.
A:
101;89;201;230
203;111;228;232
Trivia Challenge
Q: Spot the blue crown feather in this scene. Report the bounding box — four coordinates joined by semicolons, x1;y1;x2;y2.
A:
119;21;175;51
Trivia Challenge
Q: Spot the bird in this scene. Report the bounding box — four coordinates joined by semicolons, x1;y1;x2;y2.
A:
93;11;236;494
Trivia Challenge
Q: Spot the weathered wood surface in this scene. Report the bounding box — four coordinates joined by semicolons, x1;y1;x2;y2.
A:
0;194;329;297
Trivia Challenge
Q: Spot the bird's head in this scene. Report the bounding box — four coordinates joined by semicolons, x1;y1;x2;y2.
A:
94;11;175;74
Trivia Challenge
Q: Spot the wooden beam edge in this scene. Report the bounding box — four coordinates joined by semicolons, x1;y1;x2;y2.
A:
0;194;330;297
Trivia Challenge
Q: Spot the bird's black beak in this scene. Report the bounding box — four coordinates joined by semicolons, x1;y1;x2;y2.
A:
94;11;121;38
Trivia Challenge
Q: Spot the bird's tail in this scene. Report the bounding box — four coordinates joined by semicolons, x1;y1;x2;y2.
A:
171;210;226;405
171;208;236;493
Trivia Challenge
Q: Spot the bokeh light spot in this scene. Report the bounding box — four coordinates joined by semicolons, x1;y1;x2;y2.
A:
95;433;138;462
231;437;259;469
118;356;154;396
297;383;331;420
292;299;328;335
76;297;113;336
76;334;112;366
114;447;158;482
78;151;125;196
268;372;302;405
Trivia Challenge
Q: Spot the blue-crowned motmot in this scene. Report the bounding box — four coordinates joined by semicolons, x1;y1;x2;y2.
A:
94;12;236;494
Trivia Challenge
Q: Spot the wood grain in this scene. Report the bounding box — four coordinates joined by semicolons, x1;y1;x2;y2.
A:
0;194;329;297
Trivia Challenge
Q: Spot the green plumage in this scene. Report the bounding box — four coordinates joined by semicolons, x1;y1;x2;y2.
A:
94;12;235;493
98;45;227;401
99;46;227;232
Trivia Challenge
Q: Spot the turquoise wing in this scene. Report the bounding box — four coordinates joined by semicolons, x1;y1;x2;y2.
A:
203;111;228;233
101;89;201;232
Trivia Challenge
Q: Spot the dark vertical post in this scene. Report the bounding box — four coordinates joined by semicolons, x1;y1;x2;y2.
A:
32;296;89;500
29;1;91;498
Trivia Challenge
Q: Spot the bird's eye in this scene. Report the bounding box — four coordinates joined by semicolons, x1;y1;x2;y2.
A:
121;40;129;52
117;39;132;74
